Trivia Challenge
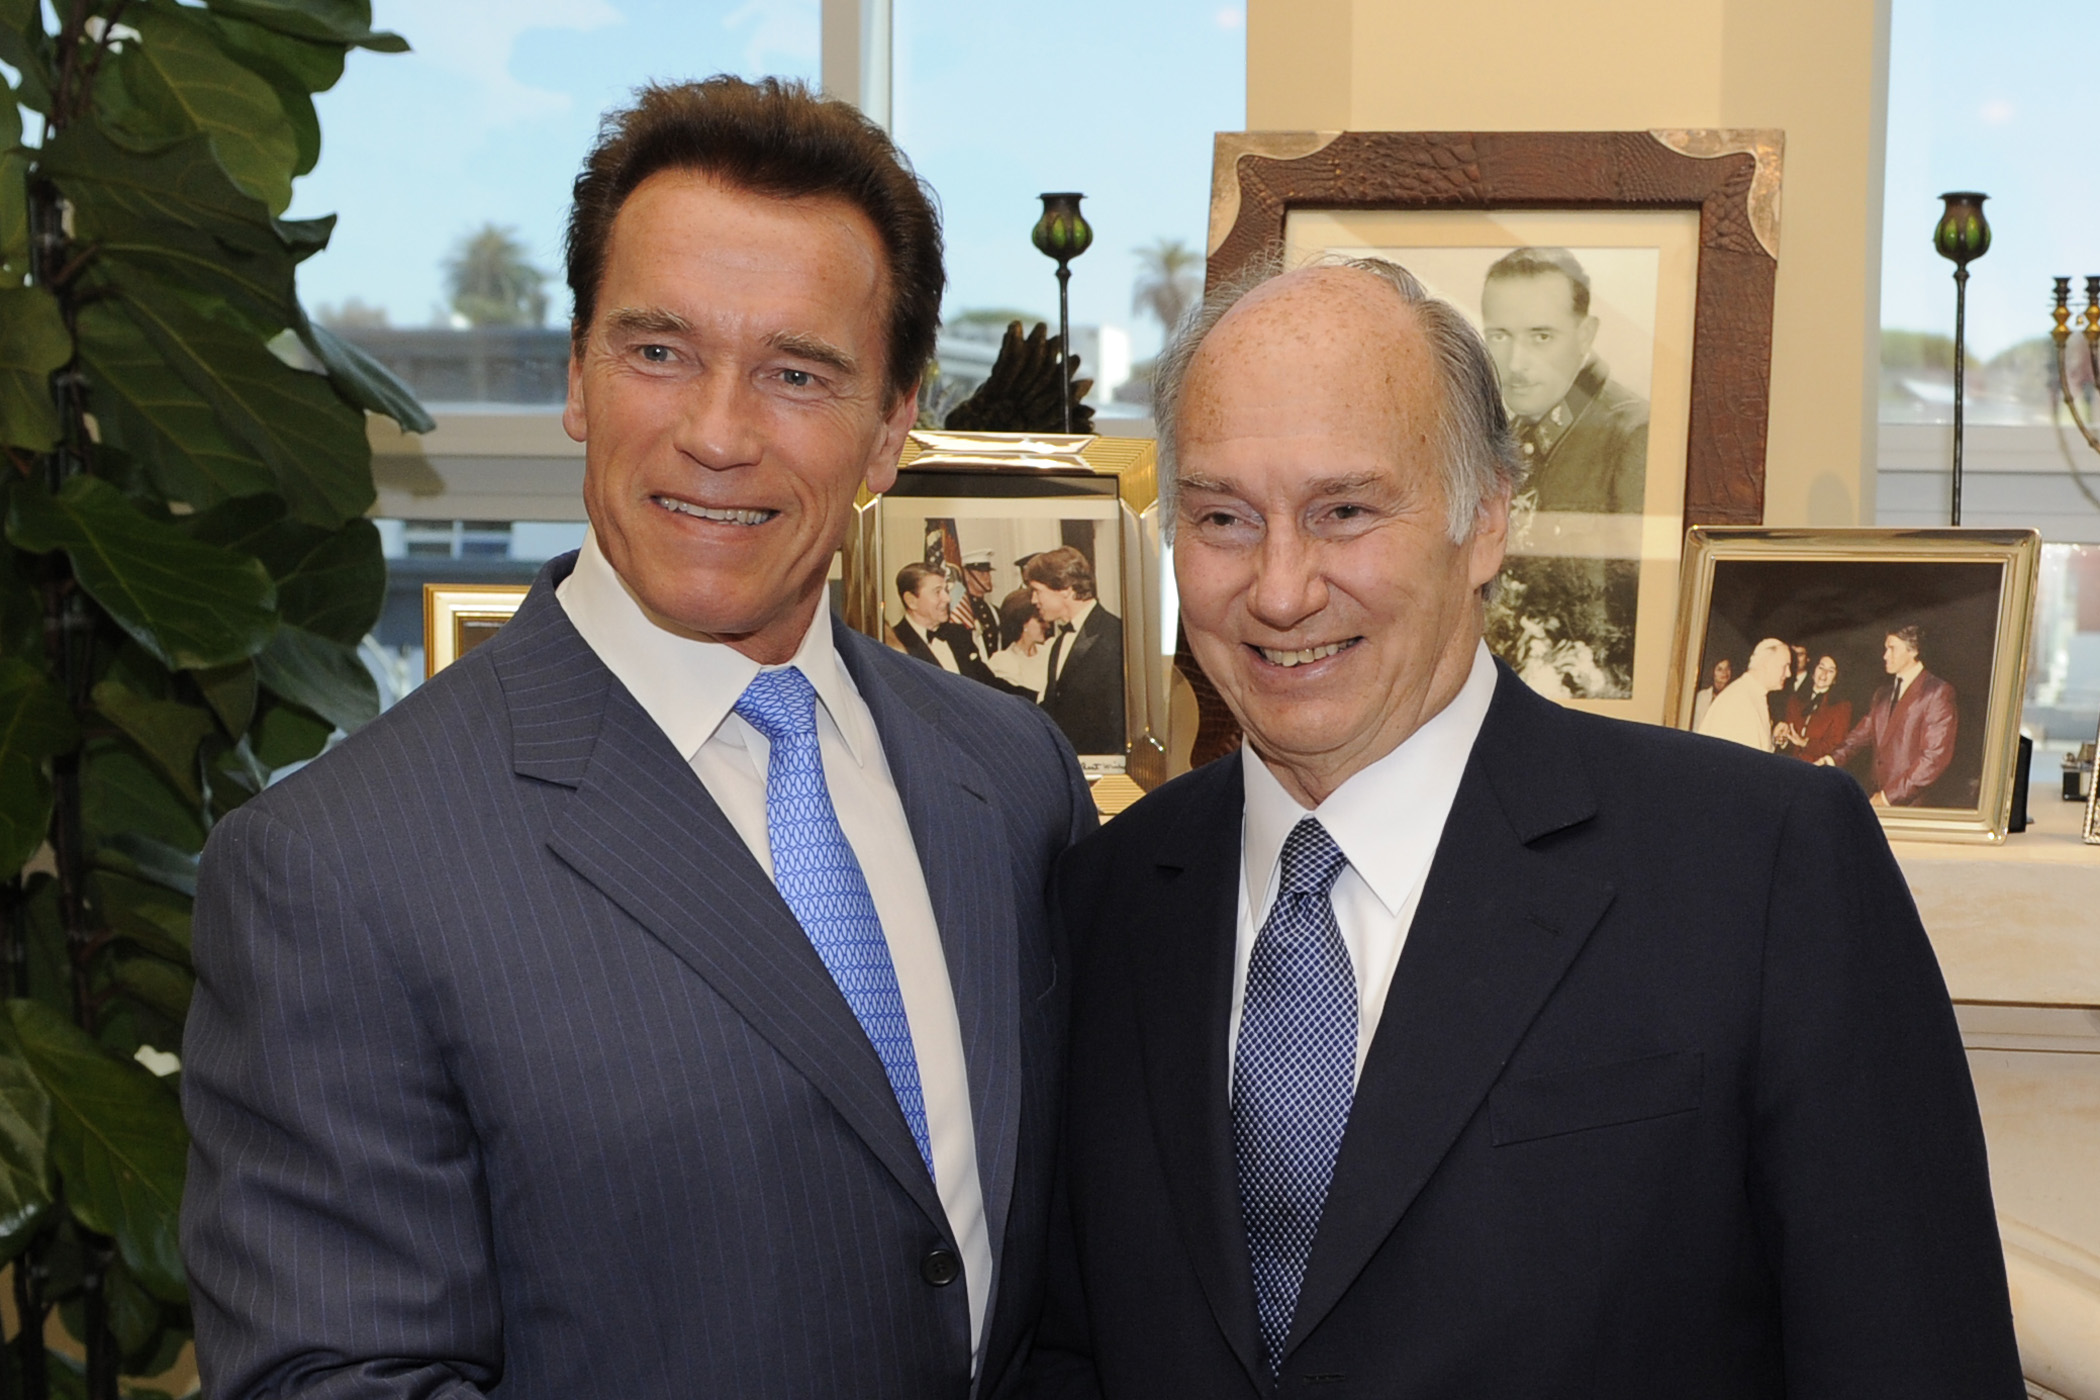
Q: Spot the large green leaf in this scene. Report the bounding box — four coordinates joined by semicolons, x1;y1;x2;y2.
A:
116;5;300;215
92;682;214;804
193;659;259;736
105;274;374;527
0;658;79;876
8;1000;188;1301
199;0;408;52
297;318;436;433
0;79;26;287
95;834;198;900
113;957;192;1025
277;519;385;644
77;302;278;509
0;2;53;114
90;870;193;966
5;475;277;670
83;741;206;855
255;624;377;733
0;285;69;451
250;697;330;769
198;14;347;178
0;1029;54;1264
43;124;300;334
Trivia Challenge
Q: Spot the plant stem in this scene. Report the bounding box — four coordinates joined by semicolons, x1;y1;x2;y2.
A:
13;1242;47;1400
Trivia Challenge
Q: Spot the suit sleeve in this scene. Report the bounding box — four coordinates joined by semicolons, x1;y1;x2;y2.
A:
182;803;502;1400
1018;855;1104;1400
1748;767;2022;1398
1825;703;1876;769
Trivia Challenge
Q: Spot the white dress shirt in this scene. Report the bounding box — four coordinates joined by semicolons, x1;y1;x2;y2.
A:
1049;598;1097;681
1230;642;1498;1080
557;532;992;1362
901;616;962;673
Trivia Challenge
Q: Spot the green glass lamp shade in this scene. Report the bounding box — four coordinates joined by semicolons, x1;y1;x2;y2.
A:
1934;192;1992;268
1032;193;1093;264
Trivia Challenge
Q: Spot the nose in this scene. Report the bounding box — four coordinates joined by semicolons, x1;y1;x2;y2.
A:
673;365;764;472
1246;521;1328;634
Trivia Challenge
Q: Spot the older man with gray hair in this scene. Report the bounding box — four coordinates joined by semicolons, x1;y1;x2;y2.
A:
1027;255;2019;1397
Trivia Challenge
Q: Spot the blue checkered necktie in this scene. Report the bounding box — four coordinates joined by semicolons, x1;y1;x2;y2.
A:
1233;816;1356;1374
734;665;935;1181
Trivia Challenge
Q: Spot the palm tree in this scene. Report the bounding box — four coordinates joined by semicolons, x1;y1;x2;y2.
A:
444;224;550;327
1131;237;1203;337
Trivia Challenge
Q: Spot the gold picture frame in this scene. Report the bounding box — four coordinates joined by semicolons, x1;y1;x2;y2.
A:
423;584;530;678
1668;528;2041;845
839;430;1169;791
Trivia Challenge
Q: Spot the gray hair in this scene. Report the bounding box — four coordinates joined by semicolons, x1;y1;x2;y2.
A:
1152;251;1526;543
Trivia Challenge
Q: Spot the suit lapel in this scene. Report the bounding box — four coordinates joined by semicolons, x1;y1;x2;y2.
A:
1285;673;1616;1357
1131;754;1268;1390
836;625;1024;1299
492;581;950;1236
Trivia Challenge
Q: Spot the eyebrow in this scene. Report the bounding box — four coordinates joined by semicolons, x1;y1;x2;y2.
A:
769;331;859;377
603;306;692;337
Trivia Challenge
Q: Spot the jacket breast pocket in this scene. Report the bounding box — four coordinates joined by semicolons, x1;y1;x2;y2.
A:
1489;1050;1704;1146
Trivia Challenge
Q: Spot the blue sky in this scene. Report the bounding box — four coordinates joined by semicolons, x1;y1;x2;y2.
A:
1879;0;2098;358
291;0;1245;362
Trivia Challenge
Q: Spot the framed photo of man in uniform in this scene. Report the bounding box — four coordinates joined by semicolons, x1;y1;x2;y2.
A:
1668;527;2041;845
1189;129;1782;757
840;431;1169;788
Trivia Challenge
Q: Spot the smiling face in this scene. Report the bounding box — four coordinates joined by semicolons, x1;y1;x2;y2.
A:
1480;271;1598;419
1813;654;1837;690
564;171;915;662
902;574;949;629
1172;268;1509;807
1029;581;1079;626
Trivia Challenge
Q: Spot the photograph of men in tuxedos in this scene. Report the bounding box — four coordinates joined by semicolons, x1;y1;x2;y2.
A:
1025;545;1126;758
1481;246;1649;515
1820;624;1960;807
182;77;1095;1400
893;559;997;682
1027;254;2019;1397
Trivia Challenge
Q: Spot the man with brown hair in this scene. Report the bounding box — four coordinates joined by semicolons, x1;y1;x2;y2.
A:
1821;624;1959;806
183;78;1091;1400
1024;545;1126;758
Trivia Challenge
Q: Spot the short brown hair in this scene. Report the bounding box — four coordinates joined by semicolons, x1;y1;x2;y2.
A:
1889;624;1924;657
1022;546;1095;601
565;76;944;406
896;561;944;599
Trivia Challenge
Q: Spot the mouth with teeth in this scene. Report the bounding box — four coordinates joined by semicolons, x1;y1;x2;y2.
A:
652;494;777;526
1253;639;1359;669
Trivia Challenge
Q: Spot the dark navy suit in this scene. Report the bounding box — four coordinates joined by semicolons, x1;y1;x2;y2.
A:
1031;666;2019;1399
182;555;1092;1398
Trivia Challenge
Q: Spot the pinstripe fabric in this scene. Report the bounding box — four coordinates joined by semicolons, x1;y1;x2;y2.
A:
180;554;1094;1400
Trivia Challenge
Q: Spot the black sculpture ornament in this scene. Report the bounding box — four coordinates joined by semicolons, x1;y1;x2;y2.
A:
943;320;1094;434
1934;191;1991;525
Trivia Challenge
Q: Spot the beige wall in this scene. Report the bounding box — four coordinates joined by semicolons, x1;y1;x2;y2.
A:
1245;0;1892;527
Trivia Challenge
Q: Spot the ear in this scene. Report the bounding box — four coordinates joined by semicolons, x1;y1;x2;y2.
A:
864;378;921;497
562;335;589;444
1467;483;1512;591
1575;314;1601;358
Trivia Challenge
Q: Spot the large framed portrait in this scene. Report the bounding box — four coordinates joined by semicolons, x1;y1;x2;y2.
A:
841;432;1168;787
1668;528;2041;845
1181;129;1782;762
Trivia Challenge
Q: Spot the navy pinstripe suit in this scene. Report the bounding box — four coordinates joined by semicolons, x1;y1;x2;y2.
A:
181;555;1093;1398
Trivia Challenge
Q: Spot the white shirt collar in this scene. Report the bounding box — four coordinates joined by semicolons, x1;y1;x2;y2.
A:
555;528;874;768
1896;659;1925;688
1242;641;1498;922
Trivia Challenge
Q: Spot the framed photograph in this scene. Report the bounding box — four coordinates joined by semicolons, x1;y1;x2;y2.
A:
841;431;1167;785
1180;129;1782;762
1668;528;2042;845
424;584;529;678
2086;715;2100;845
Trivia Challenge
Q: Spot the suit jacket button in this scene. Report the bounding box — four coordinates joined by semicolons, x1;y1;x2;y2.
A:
920;1247;961;1287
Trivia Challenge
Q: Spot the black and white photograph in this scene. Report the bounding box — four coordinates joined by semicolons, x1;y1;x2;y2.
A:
879;491;1128;764
1352;242;1662;700
1671;529;2042;843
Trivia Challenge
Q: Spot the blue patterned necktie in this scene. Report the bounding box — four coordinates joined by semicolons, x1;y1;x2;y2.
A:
1233;816;1357;1374
734;665;934;1181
